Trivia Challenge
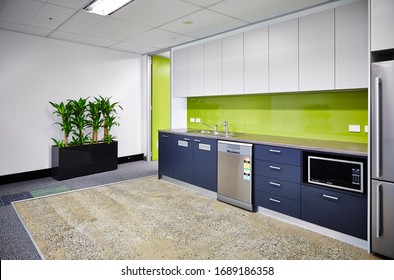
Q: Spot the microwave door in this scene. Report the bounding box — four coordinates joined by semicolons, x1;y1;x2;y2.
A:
371;60;394;182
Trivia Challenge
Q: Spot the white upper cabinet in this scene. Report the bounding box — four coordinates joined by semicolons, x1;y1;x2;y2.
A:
335;0;368;89
222;33;244;95
371;0;394;51
244;27;269;94
172;48;188;98
187;44;204;97
269;19;299;93
299;9;334;91
204;39;222;96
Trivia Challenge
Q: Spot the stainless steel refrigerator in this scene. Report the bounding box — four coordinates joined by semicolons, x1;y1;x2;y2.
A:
371;59;394;258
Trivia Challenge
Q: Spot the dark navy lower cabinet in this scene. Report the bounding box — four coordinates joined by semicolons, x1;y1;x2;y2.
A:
173;135;194;184
193;137;217;192
254;190;300;218
158;132;175;178
301;184;367;240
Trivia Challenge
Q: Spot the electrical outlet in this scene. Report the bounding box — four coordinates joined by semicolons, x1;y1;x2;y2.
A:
364;125;368;133
196;118;201;123
349;125;360;133
190;118;195;123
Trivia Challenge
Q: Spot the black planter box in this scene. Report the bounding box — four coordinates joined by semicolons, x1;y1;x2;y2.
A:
51;141;118;180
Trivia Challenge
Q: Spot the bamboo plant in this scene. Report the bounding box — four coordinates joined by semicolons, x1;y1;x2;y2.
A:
49;96;122;147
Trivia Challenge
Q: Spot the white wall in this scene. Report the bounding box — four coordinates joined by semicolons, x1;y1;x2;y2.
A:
0;30;145;176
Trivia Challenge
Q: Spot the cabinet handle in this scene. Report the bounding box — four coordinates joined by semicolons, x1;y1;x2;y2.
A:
269;198;281;204
269;149;281;154
376;184;382;238
184;138;191;141
323;194;339;201
269;165;281;170
194;139;201;143
375;77;381;177
162;135;169;138
269;181;281;187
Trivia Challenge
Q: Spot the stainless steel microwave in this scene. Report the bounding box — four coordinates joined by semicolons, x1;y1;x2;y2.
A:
307;155;365;193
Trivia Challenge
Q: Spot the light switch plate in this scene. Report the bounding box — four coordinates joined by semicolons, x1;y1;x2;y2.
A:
349;125;360;133
190;118;195;123
196;118;201;123
364;125;368;133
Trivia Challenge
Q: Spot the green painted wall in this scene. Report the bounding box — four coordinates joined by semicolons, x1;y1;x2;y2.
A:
188;90;368;143
151;56;171;160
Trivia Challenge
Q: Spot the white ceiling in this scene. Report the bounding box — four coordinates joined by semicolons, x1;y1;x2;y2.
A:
0;0;336;55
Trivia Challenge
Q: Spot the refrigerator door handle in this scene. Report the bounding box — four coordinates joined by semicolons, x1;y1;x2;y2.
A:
375;77;381;178
376;183;382;238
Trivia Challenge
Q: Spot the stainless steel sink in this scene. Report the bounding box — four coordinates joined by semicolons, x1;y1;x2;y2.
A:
190;129;245;138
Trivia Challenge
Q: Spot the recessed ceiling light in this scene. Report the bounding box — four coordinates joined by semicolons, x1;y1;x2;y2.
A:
183;20;193;25
83;0;134;16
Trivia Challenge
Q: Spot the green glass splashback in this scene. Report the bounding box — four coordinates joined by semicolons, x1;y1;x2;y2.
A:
187;90;368;143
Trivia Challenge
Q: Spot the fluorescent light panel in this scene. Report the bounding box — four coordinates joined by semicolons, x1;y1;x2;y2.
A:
84;0;134;16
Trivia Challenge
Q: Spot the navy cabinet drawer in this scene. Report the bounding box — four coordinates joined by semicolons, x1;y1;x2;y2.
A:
255;175;300;201
254;145;301;165
254;160;301;183
255;191;300;218
193;137;217;192
301;184;367;240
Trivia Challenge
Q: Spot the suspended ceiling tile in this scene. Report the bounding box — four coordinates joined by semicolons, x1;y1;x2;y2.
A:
0;20;25;32
102;23;150;41
82;16;128;38
0;0;44;25
29;3;77;29
209;0;331;23
140;0;201;28
57;11;103;33
110;41;159;54
160;8;247;38
23;25;53;36
46;0;90;10
50;30;118;47
125;28;195;49
182;0;224;7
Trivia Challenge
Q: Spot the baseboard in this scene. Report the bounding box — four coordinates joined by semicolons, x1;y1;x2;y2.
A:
0;154;145;185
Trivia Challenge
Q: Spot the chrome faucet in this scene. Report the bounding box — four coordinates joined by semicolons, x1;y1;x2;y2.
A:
202;122;218;132
222;121;229;136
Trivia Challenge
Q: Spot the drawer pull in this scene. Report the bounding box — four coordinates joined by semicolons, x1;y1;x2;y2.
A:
194;139;201;143
269;181;281;187
184;138;191;141
323;194;339;201
162;135;169;138
269;149;282;154
269;198;281;204
269;165;282;170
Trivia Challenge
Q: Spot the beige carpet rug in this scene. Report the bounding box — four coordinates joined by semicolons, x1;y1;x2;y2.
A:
13;176;378;260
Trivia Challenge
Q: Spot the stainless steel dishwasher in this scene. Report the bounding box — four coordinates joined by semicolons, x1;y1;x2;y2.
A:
217;140;254;211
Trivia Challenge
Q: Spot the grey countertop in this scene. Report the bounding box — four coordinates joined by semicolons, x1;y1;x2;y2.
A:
159;128;368;157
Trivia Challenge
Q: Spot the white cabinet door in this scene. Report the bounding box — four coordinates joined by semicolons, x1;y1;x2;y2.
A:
299;9;334;91
222;33;244;95
204;39;222;96
187;44;204;97
371;0;394;51
172;48;188;98
269;19;298;93
244;27;269;94
335;0;368;89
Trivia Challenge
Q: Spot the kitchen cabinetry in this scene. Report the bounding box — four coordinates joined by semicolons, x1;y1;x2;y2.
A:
244;27;269;94
299;9;334;91
173;134;194;184
222;33;244;95
193;137;217;192
158;132;175;177
187;44;204;97
301;184;367;240
158;132;217;191
172;48;188;98
371;0;394;51
335;0;368;89
254;144;302;218
204;39;222;96
269;19;299;93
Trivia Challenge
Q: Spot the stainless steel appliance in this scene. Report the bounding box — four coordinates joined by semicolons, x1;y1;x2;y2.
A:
217;140;254;211
371;58;394;258
307;154;365;193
